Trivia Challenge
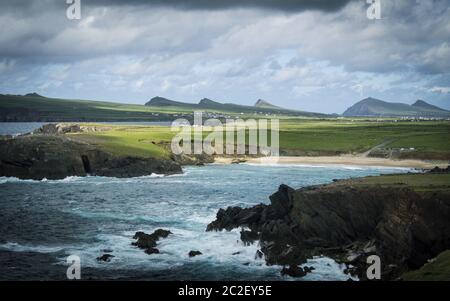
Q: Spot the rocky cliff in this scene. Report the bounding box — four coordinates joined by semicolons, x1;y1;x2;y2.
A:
0;135;182;180
207;175;450;280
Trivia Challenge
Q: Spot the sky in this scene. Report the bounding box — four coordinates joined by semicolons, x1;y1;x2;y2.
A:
0;0;449;114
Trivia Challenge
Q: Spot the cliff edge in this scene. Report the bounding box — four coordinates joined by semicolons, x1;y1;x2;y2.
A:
207;173;450;280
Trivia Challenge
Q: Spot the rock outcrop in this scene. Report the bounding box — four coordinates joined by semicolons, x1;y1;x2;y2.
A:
97;254;114;262
171;152;214;166
207;182;450;280
188;250;202;257
33;123;112;135
428;165;450;173
280;265;314;278
132;229;172;255
0;135;182;180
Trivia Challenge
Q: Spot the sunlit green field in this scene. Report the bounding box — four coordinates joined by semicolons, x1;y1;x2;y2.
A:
71;126;174;159
68;120;450;160
279;120;450;156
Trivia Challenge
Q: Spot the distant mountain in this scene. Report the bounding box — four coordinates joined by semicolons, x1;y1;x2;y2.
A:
343;97;450;117
0;93;186;122
25;92;45;98
145;96;195;107
198;98;226;109
145;96;327;117
0;93;327;121
254;99;282;109
412;99;445;111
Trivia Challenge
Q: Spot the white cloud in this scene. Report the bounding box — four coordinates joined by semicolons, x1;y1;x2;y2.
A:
430;86;450;94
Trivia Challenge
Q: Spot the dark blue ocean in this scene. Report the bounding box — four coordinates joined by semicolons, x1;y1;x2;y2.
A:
0;163;411;281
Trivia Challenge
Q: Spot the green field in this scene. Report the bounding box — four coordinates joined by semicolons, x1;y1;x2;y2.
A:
2;94;448;160
279;120;450;157
64;120;450;161
72;126;174;159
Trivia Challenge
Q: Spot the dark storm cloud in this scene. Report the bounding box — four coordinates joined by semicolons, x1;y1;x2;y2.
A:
0;0;355;13
92;0;354;12
1;0;449;112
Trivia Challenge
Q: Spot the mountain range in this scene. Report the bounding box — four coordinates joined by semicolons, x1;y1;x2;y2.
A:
144;96;322;116
0;93;325;122
343;97;450;118
1;92;449;121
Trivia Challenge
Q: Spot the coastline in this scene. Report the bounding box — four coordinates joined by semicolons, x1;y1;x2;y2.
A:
207;172;450;280
214;156;449;169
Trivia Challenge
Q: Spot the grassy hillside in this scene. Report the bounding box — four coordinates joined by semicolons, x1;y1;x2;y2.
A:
0;94;196;121
64;120;450;160
0;94;325;121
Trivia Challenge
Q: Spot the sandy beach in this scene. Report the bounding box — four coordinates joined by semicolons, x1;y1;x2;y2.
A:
214;156;449;169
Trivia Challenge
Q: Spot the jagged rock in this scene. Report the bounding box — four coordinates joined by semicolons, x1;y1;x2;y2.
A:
132;229;172;255
133;232;157;249
240;229;259;245
268;184;295;218
261;241;307;266
207;182;450;280
428;166;450;173
151;229;172;239
231;158;247;164
97;254;114;262
34;123;82;135
303;266;315;273
281;265;307;277
206;204;267;231
33;123;113;135
255;250;264;259
170;152;214;166
145;248;160;255
188;250;202;257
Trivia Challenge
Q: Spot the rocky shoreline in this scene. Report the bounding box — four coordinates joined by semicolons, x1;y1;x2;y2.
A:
206;174;450;280
0;123;216;180
2;124;171;180
0;134;183;180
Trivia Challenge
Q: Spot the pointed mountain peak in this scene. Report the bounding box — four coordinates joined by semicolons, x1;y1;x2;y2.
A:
412;99;427;106
145;96;187;106
254;99;281;109
359;97;384;103
412;99;449;112
199;98;221;105
25;92;44;98
344;97;450;117
412;99;433;108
